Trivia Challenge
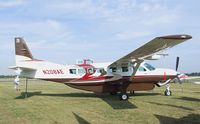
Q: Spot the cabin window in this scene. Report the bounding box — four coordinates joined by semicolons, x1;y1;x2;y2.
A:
69;69;77;74
96;68;105;73
109;67;117;72
144;63;155;71
78;69;86;75
122;67;128;72
88;68;94;74
138;66;146;71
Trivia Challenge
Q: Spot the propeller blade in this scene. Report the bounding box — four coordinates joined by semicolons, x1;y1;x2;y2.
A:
175;57;183;84
176;57;179;71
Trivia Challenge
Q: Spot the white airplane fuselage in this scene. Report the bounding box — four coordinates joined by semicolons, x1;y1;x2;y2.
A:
17;55;177;93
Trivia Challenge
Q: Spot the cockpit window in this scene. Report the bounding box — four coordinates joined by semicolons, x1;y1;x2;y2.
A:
109;67;117;72
144;63;155;71
138;66;146;71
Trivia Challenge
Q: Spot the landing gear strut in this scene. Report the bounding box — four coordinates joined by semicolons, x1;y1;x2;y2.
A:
164;84;172;96
130;91;135;95
118;82;130;100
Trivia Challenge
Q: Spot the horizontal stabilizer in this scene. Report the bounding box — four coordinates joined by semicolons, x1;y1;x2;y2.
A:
9;66;36;71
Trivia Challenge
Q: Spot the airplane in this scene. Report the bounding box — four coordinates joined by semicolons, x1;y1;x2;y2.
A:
10;34;192;100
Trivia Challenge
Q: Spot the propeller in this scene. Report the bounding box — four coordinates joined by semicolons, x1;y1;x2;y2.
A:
175;57;179;71
175;57;182;84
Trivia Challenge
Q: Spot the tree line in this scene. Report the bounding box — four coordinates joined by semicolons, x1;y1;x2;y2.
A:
186;72;200;76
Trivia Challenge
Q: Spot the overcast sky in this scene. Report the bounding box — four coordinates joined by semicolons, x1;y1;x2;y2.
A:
0;0;199;75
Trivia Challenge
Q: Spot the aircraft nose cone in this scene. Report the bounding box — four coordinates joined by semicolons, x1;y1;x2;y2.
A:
157;68;178;76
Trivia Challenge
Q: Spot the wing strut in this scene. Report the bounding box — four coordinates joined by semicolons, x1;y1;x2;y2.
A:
130;59;143;81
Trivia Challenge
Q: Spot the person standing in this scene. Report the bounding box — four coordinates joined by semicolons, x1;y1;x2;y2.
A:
14;76;20;91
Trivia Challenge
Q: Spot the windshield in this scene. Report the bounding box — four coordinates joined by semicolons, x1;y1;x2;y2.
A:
144;63;155;71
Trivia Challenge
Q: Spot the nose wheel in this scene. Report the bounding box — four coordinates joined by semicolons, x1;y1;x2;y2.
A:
165;90;172;96
164;84;172;96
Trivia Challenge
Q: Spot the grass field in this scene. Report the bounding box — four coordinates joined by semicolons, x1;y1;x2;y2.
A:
0;78;200;124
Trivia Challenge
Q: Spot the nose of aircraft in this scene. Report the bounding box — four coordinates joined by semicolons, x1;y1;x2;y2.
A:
156;68;178;77
166;69;178;76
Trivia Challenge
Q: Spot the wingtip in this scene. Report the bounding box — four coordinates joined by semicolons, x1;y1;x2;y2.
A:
158;34;192;40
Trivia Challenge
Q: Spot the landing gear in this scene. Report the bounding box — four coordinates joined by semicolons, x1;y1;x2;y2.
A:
119;93;129;100
130;91;135;95
113;82;130;100
164;90;172;96
110;91;117;95
164;84;172;96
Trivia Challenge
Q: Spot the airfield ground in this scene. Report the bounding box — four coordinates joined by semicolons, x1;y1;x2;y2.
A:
0;78;200;124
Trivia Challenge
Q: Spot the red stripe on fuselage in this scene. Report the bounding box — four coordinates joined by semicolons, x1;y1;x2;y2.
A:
164;72;166;80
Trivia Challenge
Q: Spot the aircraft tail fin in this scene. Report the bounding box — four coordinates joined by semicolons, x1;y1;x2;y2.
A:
15;37;34;64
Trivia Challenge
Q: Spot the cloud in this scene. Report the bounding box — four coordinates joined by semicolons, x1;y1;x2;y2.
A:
0;19;76;59
48;1;180;24
0;0;25;8
0;19;70;40
46;0;181;42
0;0;183;51
115;31;151;40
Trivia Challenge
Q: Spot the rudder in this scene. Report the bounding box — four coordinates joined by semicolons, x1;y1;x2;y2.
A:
15;37;34;64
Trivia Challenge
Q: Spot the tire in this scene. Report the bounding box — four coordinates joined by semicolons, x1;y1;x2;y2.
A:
164;90;172;96
119;93;129;100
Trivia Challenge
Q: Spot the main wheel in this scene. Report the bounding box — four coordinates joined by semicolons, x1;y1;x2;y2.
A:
164;90;172;96
119;93;129;100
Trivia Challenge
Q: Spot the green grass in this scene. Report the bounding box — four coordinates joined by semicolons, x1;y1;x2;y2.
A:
0;79;200;124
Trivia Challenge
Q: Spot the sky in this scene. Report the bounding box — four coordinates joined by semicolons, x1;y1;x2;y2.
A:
0;0;199;75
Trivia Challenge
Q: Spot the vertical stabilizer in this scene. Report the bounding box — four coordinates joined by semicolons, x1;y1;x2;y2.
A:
15;37;34;64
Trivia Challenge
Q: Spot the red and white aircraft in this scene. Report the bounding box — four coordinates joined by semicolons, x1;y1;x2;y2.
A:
10;34;192;100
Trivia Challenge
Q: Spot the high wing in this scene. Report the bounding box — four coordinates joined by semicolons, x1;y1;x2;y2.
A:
109;34;192;67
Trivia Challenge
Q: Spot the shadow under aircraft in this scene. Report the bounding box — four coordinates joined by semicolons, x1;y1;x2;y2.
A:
174;96;200;102
146;101;194;111
155;114;200;124
15;91;137;109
